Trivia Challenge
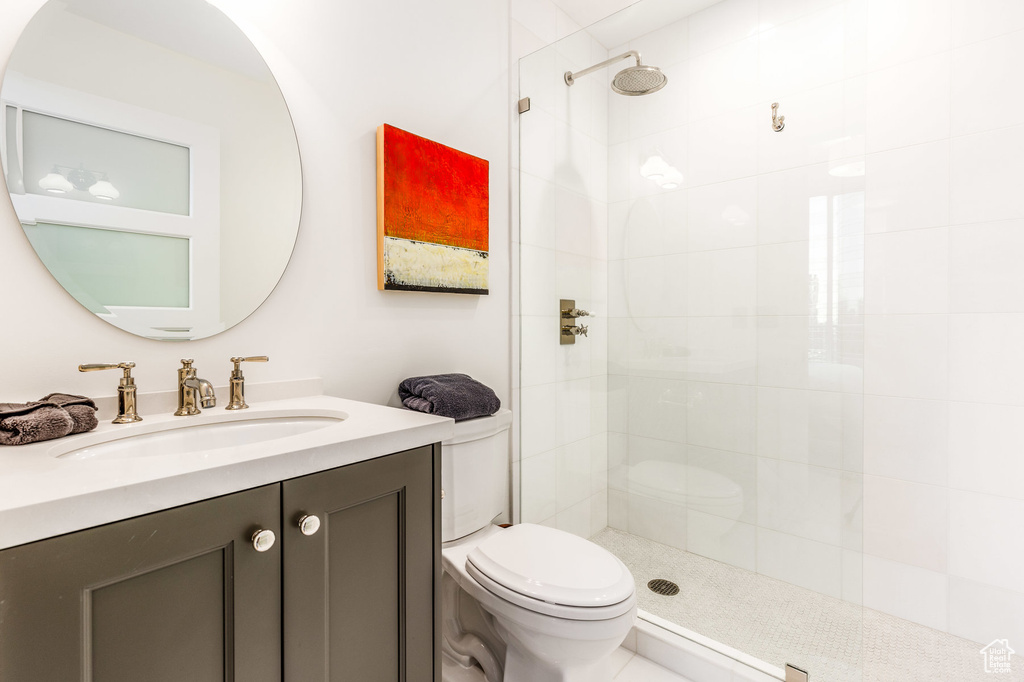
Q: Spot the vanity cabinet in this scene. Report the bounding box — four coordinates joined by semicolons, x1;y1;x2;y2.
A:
0;444;440;682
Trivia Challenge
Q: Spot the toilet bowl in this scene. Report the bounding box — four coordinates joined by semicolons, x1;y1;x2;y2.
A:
440;410;637;682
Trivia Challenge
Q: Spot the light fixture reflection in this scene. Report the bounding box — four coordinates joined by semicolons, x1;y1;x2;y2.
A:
37;164;120;199
640;154;683;190
37;167;74;194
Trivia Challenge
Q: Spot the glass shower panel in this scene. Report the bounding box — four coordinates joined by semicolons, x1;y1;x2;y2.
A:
518;2;865;680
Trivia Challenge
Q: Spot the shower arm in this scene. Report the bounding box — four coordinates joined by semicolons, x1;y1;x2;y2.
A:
564;50;642;86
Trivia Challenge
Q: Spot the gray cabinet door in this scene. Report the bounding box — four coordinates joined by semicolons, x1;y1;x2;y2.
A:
282;444;440;682
0;484;282;682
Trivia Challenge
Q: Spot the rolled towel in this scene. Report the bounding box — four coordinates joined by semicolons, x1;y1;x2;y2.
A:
0;401;75;446
39;393;99;435
399;373;500;422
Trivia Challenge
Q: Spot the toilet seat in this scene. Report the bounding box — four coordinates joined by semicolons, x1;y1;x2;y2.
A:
465;524;635;621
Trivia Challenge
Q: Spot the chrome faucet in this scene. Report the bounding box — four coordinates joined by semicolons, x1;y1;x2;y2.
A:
175;359;216;416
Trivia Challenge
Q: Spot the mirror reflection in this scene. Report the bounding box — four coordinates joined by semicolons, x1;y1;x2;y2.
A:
1;0;301;340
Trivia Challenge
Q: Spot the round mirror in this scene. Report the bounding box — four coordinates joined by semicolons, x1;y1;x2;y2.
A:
0;0;301;340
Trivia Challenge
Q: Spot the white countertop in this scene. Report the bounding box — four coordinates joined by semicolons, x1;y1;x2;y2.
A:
0;394;454;550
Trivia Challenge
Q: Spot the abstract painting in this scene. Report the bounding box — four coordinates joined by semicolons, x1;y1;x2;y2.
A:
376;124;489;294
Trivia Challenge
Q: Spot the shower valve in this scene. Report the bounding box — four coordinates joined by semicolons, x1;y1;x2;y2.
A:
562;324;589;338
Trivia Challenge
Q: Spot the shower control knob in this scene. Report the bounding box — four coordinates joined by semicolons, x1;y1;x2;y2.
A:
298;514;321;536
251;529;276;552
578;324;589;337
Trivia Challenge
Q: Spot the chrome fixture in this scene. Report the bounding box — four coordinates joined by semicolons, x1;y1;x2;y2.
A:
174;359;215;416
518;97;531;114
564;50;667;96
78;361;142;423
560;298;593;344
772;102;785;132
251;528;276;552
225;356;269;410
298;514;321;536
38;164;120;200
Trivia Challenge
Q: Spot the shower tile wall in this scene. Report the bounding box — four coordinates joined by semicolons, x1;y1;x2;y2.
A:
599;0;1024;652
515;5;614;538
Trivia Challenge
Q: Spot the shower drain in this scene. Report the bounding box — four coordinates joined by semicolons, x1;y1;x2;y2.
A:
647;578;680;596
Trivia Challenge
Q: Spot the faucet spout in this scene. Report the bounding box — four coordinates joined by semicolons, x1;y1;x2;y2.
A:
175;359;215;415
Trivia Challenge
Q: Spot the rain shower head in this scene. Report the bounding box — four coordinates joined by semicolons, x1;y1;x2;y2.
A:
564;50;667;96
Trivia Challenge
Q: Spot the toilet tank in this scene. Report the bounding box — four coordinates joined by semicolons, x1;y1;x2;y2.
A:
441;409;512;542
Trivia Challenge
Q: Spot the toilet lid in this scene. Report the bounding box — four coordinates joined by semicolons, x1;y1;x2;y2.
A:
466;524;635;608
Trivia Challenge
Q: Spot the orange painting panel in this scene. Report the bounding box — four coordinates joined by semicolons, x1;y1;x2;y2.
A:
378;124;489;252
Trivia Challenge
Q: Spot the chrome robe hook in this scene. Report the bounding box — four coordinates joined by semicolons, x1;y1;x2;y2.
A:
771;102;785;132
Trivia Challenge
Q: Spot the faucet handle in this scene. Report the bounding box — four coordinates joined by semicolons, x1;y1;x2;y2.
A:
226;356;269;410
180;358;194;368
78;362;142;423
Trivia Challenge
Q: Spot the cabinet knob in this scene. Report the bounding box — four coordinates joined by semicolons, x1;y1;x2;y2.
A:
251;529;276;552
298;514;321;536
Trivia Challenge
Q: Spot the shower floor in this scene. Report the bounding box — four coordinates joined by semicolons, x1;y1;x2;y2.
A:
592;528;1022;682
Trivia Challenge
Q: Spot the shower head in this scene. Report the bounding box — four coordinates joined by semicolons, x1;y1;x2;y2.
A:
564;50;667;96
612;65;667;96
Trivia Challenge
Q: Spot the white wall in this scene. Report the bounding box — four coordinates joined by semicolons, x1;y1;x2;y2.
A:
0;0;510;410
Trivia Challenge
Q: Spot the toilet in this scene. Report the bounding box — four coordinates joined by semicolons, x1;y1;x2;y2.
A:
440;409;637;682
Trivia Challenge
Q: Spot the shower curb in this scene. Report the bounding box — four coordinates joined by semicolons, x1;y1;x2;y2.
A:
623;612;785;682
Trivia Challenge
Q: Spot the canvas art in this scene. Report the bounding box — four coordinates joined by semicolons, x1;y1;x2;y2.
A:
376;124;489;294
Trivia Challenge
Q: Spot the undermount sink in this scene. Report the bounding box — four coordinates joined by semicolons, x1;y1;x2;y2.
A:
54;411;346;461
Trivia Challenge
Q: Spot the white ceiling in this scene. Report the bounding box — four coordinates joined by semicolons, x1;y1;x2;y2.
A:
65;0;272;82
553;0;723;48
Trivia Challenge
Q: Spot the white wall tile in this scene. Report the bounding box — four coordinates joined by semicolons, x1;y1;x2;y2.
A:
688;0;758;58
688;445;757;524
951;31;1024;136
950;125;1024;225
686;247;757;317
687;510;757;572
949;489;1024;594
950;221;1024;313
629;17;690;69
865;52;951;153
863;555;948;631
556;438;592;511
689;107;759;185
948;577;1024;649
864;141;950;234
627;317;688;377
520;244;557;316
757;316;847;392
556;377;592;445
688;38;759;121
625;256;686;318
627;492;687;550
556;497;592;538
863;396;948;486
687;178;758;252
948;402;1024;500
521;383;558;457
758;4;846;100
758;458;844;546
863;475;948;572
952;0;1024;46
864;314;948;399
757;241;814;316
554;185;593;256
864;227;948;315
521;106;558;180
627;376;688;442
757;162;847;245
685;316;757;385
521;315;560;387
757;527;844;598
757;387;846;469
948;313;1024;406
687;382;757;454
628;60;689;139
865;0;952;71
521;449;558;523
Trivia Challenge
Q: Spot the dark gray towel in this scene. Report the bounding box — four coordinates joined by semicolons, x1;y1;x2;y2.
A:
39;393;99;435
0;401;75;446
399;374;500;422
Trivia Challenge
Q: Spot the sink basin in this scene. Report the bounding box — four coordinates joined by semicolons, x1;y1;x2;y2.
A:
56;412;345;461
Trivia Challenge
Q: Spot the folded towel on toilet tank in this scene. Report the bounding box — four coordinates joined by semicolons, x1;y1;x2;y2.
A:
398;373;500;422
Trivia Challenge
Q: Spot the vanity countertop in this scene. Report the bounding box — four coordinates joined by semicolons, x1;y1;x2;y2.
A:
0;394;454;551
